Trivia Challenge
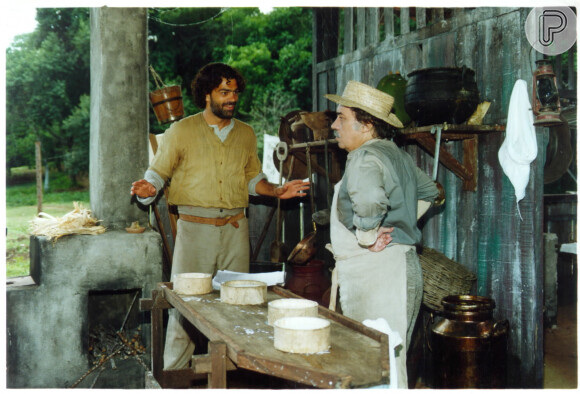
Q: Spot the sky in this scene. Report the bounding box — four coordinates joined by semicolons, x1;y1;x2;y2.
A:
1;0;575;51
2;4;39;51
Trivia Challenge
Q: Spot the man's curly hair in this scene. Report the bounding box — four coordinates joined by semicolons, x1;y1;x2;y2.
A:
351;107;396;140
191;63;246;109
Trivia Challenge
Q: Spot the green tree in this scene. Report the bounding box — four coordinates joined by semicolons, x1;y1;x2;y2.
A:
6;7;313;177
61;94;90;184
6;8;90;184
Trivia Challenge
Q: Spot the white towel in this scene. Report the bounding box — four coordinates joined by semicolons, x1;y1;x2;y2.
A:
363;318;403;389
498;79;537;219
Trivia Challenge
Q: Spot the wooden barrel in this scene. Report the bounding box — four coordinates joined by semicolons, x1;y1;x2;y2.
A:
149;85;184;124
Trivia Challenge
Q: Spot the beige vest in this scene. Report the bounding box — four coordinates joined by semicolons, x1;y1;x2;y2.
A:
150;113;262;208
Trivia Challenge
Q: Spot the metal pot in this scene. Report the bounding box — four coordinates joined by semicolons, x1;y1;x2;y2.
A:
287;229;317;265
404;66;480;126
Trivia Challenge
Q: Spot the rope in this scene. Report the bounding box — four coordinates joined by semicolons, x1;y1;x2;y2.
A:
148;8;229;28
149;66;165;90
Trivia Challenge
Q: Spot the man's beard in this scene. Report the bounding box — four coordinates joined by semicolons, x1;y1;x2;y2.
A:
210;100;236;119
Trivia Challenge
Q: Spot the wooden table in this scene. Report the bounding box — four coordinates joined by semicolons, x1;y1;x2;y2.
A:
140;283;390;389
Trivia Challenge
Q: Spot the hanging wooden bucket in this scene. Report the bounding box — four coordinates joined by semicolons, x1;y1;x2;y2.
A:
149;85;184;124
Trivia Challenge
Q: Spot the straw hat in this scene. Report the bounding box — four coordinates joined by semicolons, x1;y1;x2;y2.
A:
325;81;403;128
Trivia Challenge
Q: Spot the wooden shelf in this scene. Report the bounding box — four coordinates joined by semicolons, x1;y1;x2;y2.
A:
282;124;505;191
400;124;505;191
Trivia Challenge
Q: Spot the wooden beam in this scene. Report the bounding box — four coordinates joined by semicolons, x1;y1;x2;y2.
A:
367;8;380;45
400;124;502;191
414;135;474;184
399;124;505;136
191;353;236;375
149;133;178;242
208;341;228;388
150;290;166;387
401;8;410;35
383;8;394;40
356;8;366;49
416;8;427;29
462;136;478;191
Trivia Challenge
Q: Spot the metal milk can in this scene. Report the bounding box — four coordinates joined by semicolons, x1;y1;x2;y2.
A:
430;295;509;388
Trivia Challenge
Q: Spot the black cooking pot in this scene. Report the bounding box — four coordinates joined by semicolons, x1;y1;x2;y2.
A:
404;67;479;126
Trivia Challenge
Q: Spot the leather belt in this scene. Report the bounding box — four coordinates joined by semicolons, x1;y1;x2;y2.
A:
179;212;245;228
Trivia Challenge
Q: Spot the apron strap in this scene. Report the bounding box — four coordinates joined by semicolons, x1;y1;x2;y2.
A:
329;266;339;312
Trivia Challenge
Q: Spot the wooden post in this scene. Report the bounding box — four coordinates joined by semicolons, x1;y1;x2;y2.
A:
150;290;165;387
208;341;227;388
35;141;43;214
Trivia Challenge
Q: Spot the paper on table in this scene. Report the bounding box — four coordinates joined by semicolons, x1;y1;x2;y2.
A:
212;269;286;290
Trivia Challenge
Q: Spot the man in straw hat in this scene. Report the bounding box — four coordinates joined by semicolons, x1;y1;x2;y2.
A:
325;81;440;388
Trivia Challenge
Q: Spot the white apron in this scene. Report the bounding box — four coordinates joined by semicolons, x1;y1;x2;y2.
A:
329;181;419;389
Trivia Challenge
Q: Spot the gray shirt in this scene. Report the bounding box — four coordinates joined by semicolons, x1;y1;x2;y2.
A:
336;138;439;245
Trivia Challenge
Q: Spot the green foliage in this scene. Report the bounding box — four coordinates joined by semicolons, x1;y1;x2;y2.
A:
147;6;313;137
249;87;299;157
61;94;90;183
6;7;313;174
6;8;91;182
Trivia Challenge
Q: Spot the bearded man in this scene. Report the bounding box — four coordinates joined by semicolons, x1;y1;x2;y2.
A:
131;62;309;369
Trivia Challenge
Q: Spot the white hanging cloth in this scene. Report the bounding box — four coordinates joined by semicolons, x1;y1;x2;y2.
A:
498;79;538;219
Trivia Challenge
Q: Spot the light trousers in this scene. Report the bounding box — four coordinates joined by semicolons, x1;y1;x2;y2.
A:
163;207;249;370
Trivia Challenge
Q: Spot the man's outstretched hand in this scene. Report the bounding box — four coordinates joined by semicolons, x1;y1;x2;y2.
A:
276;179;310;199
131;179;156;198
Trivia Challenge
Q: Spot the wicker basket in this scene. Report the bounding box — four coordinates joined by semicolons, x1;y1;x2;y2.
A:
419;247;477;311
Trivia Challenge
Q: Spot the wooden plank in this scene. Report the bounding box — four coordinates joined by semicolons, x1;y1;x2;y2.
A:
314;8;339;63
462;136;478;191
208;341;228;388
149;133;177;244
383;8;394;40
160;284;389;388
344;8;354;54
399;124;505;135
150;290;166;386
356;8;366;49
191;353;237;374
401;8;410;35
433;8;445;23
271;286;386;341
416;8;426;29
236;352;354;389
159;369;209;388
35;141;42;214
415;135;473;183
271;286;390;382
367;8;380;45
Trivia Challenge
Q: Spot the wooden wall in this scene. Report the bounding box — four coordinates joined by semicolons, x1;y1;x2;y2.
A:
312;7;548;388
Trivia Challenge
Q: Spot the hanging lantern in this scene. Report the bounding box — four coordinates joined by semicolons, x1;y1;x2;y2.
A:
532;59;563;127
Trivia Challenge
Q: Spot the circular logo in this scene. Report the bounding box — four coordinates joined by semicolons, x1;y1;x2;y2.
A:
525;7;577;56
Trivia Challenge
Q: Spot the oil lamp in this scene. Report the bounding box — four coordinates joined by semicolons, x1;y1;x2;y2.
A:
532;59;563;127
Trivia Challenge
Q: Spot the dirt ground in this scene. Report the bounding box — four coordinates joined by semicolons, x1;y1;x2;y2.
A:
544;303;578;389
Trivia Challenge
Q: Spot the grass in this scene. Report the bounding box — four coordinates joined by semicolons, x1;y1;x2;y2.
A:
6;173;90;277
